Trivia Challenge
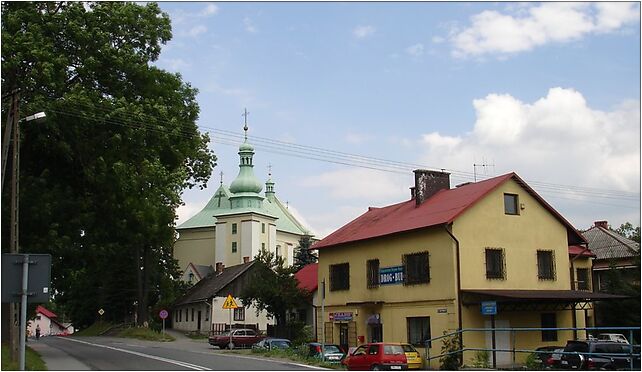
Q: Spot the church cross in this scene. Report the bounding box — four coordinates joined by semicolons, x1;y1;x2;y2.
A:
242;108;250;140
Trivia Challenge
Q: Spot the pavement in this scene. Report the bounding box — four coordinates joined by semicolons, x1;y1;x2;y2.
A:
28;337;92;370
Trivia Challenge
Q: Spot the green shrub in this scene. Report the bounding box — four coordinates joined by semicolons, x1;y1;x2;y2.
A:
471;350;490;368
439;332;462;370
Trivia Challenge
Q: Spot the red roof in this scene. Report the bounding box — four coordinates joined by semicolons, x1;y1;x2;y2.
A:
568;245;596;257
36;305;57;319
313;172;586;250
295;263;318;292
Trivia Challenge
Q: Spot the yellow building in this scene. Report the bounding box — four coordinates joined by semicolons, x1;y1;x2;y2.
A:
173;124;311;278
313;170;615;368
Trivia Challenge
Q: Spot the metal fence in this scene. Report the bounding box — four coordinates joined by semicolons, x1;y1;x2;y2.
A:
424;326;641;370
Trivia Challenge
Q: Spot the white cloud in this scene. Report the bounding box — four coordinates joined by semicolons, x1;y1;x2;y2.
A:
353;25;376;39
157;58;191;72
200;3;219;16
300;168;408;201
419;87;640;196
451;3;639;58
244;17;258;33
187;25;207;37
432;36;445;44
176;201;204;226
405;43;425;57
345;132;374;144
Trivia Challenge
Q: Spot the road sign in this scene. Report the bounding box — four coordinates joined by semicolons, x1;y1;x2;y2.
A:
1;254;51;303
481;301;497;315
222;294;239;309
98;308;105;316
159;309;169;319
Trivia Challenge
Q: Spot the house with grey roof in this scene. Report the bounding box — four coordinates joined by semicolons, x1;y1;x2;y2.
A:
173;123;312;282
172;261;275;334
582;220;640;291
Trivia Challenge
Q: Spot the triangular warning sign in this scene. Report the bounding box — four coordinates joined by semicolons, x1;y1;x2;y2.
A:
222;294;239;309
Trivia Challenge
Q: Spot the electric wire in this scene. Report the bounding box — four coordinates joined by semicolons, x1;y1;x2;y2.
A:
48;104;641;205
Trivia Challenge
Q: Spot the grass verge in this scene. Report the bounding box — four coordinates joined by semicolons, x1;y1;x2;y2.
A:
251;347;345;369
117;327;175;342
1;343;47;370
73;321;113;336
184;332;208;340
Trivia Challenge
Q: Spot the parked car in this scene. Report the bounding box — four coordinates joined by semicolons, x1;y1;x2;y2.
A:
342;343;408;370
252;337;291;350
560;340;641;370
545;348;565;369
400;344;422;369
208;328;265;349
597;333;630;344
307;343;346;363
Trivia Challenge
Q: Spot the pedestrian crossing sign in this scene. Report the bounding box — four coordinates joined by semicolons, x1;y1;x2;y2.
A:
222;294;239;309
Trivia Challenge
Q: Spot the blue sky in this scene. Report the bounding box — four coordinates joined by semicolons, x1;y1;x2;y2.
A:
154;2;641;238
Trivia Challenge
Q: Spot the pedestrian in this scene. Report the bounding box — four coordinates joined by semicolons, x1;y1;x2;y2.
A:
35;324;41;340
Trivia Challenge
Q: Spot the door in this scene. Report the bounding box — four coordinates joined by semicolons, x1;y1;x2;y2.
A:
197;311;202;332
368;324;383;343
485;319;511;367
339;323;349;353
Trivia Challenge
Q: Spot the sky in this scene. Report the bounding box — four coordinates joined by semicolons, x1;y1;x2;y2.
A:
153;2;641;239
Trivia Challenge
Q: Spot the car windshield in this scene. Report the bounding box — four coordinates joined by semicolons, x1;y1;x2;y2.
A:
384;345;405;355
324;345;342;353
402;345;417;353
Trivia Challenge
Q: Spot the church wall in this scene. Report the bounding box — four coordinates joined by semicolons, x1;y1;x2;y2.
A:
215;222;227;266
174;227;215;274
276;231;303;266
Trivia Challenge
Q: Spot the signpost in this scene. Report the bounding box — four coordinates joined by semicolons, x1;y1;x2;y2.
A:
1;254;51;371
222;294;239;349
159;309;168;335
481;301;498;369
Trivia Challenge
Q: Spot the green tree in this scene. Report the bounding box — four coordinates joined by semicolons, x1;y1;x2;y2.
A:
1;2;215;328
292;235;317;272
614;222;641;243
240;248;308;325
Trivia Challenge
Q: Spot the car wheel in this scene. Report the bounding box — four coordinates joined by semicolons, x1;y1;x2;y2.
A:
227;342;235;350
371;365;381;371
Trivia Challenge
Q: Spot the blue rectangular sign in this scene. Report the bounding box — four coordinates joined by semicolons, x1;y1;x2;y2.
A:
379;266;404;285
481;301;497;315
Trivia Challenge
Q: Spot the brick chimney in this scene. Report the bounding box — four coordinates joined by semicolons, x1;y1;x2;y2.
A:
243;256;250;264
594;220;608;229
215;262;225;274
410;186;416;199
414;169;450;206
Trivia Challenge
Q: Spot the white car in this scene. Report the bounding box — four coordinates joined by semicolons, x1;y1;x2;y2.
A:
597;333;629;344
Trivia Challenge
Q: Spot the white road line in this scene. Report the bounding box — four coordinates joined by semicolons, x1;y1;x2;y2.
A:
59;337;210;370
212;351;329;370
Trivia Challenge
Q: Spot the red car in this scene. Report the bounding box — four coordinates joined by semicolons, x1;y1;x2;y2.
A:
208;328;265;349
343;343;408;370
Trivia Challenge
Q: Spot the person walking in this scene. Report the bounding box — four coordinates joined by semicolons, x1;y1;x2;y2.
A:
35;324;41;340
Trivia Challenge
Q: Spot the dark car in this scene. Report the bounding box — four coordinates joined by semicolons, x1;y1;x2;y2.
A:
252;338;291;350
308;343;346;363
343;343;407;370
560;340;641;370
532;346;564;369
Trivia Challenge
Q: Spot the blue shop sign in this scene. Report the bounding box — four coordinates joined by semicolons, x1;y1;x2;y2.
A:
481;301;497;315
379;266;404;285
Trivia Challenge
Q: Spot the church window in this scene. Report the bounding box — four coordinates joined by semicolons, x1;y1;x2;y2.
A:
276;245;281;257
232;223;237;234
232;242;237;253
262;243;265;250
262;223;266;233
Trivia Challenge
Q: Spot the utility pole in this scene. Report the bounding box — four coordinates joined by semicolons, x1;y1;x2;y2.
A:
2;89;21;364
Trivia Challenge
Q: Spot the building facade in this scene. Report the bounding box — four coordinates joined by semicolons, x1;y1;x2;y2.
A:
313;170;614;368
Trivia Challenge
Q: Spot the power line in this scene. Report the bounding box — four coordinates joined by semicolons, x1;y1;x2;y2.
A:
49;104;640;204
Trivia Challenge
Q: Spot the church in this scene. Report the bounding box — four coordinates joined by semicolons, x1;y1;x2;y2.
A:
173;120;312;283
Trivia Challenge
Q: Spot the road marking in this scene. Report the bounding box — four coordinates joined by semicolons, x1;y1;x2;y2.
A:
210;351;329;370
59;337;209;370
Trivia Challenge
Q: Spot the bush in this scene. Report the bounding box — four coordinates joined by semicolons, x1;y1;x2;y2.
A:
439;331;462;370
471;350;490;368
524;353;544;370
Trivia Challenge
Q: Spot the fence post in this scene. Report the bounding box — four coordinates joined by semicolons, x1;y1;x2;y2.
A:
512;329;516;369
629;329;634;371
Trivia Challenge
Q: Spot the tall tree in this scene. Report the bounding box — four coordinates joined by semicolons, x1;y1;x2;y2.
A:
1;2;215;327
614;222;641;243
292;235;317;272
240;248;308;325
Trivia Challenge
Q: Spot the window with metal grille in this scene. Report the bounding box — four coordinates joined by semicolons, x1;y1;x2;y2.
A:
262;223;265;233
537;250;555;280
234;307;245;321
576;268;590;290
232;242;237;253
541;313;558;341
485;248;505;279
504;193;519;215
407;317;431;347
367;259;380;288
330;263;350;291
403;252;430;285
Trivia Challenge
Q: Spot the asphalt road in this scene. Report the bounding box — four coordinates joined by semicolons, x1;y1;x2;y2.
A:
30;335;325;370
